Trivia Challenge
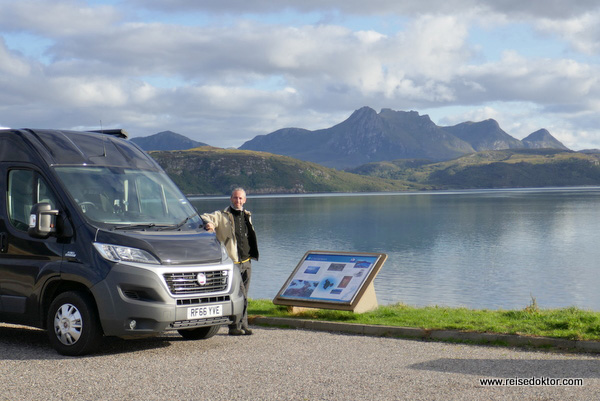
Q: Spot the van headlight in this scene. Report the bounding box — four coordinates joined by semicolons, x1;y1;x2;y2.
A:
93;242;160;265
221;245;230;262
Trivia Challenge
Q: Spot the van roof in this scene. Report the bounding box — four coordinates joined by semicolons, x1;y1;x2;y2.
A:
0;129;160;170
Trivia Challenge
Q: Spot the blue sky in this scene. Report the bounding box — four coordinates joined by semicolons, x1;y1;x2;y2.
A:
1;0;600;150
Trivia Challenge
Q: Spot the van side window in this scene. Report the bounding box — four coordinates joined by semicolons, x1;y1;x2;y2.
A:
7;170;58;231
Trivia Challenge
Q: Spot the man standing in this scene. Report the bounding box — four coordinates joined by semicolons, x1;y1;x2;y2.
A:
201;188;259;335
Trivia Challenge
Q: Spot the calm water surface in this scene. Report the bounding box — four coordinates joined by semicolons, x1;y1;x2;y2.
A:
192;187;600;310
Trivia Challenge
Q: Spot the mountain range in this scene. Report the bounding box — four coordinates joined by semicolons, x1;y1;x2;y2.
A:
239;107;569;169
129;107;597;195
131;107;569;169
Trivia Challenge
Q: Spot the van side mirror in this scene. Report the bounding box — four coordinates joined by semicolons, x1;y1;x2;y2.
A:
28;203;59;238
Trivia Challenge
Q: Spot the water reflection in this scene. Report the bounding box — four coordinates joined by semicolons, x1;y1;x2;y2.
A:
192;188;600;310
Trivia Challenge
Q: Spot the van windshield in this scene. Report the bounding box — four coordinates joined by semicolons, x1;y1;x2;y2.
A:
54;166;201;229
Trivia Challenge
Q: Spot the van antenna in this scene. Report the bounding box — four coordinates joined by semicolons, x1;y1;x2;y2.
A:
100;120;107;156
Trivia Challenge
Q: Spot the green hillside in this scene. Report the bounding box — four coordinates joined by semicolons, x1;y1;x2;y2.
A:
349;149;600;189
150;147;422;195
151;147;600;195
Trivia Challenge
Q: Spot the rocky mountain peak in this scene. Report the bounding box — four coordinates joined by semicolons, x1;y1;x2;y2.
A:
525;128;551;140
340;106;383;131
522;129;569;150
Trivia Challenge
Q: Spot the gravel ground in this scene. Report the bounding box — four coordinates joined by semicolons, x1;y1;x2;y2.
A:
1;323;599;400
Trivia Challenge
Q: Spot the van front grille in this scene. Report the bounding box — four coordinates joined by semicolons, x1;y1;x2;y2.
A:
177;295;230;306
163;270;228;296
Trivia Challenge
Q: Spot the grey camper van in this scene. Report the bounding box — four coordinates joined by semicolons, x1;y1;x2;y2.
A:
0;128;244;355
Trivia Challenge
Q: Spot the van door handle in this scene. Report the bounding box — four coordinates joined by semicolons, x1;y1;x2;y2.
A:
0;232;7;253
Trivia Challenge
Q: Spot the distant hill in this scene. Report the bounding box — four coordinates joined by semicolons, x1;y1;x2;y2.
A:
348;149;600;189
522;129;569;150
239;107;569;169
149;147;419;195
131;131;208;151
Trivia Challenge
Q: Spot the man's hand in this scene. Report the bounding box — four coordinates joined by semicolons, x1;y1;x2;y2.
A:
204;222;215;231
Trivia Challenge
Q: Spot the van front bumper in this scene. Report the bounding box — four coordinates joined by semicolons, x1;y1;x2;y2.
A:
90;261;245;337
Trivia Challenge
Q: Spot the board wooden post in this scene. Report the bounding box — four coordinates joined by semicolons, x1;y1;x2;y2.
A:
351;281;378;313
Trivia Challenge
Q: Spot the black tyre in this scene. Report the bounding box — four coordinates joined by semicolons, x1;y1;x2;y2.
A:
178;325;221;340
47;291;103;356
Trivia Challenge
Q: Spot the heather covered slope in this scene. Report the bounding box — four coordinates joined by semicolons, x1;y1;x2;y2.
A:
150;147;420;195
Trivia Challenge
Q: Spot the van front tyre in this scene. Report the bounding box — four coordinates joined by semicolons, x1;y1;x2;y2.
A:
47;291;103;356
178;325;221;340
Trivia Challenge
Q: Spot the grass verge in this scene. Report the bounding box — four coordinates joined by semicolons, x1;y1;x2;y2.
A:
248;299;600;341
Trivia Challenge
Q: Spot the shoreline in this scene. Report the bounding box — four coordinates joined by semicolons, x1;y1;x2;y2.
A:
188;185;600;199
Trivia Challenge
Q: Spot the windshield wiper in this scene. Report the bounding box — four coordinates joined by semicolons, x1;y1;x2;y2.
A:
154;212;200;231
174;212;199;230
112;223;157;231
111;212;200;231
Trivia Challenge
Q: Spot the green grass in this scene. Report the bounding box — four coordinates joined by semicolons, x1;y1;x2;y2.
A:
248;299;600;341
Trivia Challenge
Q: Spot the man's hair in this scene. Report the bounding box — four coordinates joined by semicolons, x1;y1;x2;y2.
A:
231;187;246;196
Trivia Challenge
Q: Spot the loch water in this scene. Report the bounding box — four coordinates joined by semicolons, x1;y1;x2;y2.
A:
192;187;600;310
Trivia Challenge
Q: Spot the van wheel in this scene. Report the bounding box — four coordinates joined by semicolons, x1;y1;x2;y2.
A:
178;325;221;340
47;291;103;356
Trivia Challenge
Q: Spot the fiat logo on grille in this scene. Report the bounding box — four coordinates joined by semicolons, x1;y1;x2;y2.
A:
197;273;207;286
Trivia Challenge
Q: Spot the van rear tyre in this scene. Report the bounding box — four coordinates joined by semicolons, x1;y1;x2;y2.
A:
47;291;103;356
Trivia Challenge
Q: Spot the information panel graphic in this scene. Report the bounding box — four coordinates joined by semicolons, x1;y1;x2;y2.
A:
274;251;387;310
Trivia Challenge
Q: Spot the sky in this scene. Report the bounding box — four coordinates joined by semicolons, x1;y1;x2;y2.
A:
1;1;600;150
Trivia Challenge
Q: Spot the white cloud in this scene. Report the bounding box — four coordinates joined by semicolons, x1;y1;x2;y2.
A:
535;11;600;55
0;38;33;76
399;15;470;80
460;51;600;115
0;0;120;36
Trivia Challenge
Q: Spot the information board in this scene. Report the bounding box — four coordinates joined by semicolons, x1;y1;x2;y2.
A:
273;251;387;311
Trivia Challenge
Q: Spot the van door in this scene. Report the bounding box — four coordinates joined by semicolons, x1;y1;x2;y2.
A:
0;166;63;326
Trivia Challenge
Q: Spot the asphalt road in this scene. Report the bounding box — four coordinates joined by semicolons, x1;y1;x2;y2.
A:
1;323;599;400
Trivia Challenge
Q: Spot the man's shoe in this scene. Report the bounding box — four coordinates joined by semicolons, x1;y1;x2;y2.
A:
228;329;244;336
243;329;253;335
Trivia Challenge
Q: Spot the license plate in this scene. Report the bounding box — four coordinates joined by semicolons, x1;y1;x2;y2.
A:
187;305;223;320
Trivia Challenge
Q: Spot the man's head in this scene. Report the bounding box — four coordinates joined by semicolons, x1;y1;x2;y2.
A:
230;188;247;210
